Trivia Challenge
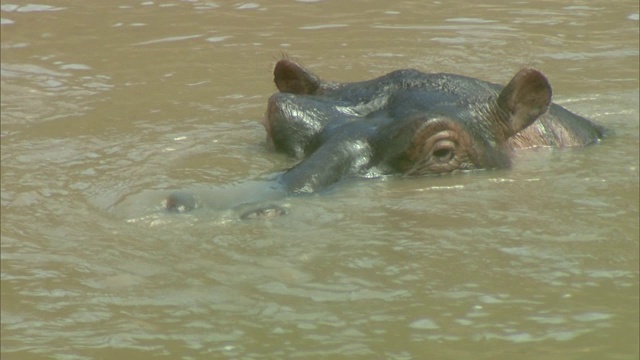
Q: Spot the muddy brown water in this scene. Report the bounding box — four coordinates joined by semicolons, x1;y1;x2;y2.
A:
1;1;638;359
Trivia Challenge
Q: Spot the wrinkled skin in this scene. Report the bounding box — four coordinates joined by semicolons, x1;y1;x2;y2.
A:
166;59;604;215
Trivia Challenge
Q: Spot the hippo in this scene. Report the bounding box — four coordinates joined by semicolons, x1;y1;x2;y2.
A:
166;59;604;214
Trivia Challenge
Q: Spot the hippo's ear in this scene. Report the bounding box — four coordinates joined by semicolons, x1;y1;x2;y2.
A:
274;59;322;95
497;68;552;136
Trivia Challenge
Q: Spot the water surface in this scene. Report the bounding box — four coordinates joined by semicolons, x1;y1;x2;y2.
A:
1;0;638;358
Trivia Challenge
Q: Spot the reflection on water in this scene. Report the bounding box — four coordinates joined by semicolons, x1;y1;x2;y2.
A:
1;0;638;358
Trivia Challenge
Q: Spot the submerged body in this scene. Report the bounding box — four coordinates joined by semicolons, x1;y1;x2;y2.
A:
167;59;604;213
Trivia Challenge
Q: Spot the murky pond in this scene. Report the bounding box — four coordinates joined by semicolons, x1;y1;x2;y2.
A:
1;0;638;358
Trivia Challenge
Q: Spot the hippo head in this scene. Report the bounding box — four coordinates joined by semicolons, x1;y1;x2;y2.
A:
165;59;597;215
266;60;552;185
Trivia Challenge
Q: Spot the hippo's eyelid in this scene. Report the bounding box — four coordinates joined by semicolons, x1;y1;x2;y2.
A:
431;138;456;161
432;138;456;151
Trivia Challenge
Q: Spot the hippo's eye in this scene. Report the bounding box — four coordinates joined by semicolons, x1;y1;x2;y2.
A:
431;140;456;162
433;148;452;159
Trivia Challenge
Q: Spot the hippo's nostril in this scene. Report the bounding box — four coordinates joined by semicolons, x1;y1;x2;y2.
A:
165;191;197;213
